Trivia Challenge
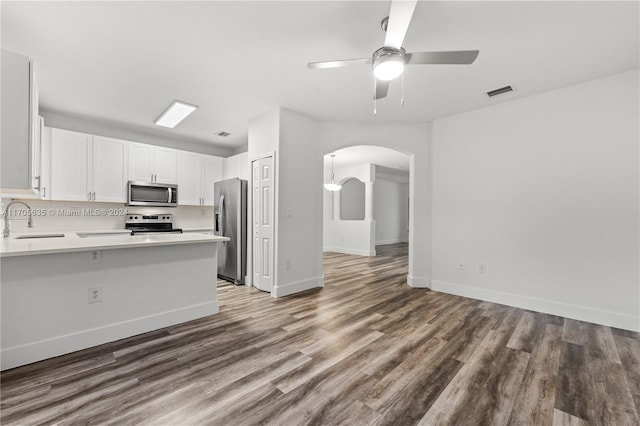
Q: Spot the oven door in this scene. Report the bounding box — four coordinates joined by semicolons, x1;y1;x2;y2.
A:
127;181;178;207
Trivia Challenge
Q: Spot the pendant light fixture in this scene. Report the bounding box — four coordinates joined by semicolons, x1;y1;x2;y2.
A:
324;154;342;192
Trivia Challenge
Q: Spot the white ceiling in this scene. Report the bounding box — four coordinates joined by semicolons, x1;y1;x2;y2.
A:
2;1;638;151
324;146;410;171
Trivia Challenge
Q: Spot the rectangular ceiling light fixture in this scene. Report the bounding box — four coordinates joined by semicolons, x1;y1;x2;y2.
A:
154;100;198;128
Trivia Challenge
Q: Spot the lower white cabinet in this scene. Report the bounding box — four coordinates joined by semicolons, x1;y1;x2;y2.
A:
50;128;127;202
177;152;223;206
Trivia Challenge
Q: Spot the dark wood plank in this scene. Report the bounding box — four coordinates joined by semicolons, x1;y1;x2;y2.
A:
555;342;596;422
508;324;563;425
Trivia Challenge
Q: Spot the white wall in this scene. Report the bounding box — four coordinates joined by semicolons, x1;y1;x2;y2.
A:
431;69;639;331
340;178;365;220
324;220;376;256
224;152;249;181
275;109;323;297
374;179;409;245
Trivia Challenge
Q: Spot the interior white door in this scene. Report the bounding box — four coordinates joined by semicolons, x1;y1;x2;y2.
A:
252;156;274;293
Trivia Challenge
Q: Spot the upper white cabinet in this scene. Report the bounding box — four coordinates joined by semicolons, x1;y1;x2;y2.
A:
177;151;203;205
50;129;91;201
203;155;224;205
91;136;128;202
129;143;176;184
0;49;42;196
50;128;128;202
177;151;223;206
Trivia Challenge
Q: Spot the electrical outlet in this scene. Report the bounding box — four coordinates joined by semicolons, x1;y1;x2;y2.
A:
88;287;102;303
285;260;291;270
457;262;464;270
479;263;487;273
89;250;102;264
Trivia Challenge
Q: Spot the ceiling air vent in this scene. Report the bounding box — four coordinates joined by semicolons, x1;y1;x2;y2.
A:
487;85;513;97
215;131;231;137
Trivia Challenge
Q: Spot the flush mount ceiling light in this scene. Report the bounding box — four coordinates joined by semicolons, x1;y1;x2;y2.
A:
324;154;342;192
154;100;198;128
373;47;405;81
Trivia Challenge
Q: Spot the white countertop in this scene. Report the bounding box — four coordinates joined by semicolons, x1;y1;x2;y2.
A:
0;230;229;258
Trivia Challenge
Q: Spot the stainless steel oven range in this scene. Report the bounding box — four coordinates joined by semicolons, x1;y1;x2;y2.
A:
125;214;183;235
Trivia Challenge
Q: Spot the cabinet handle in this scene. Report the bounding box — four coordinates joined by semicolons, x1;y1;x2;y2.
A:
34;176;41;190
42;187;46;199
93;192;96;201
88;192;91;201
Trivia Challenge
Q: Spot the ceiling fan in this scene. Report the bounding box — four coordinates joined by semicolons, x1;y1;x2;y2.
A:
307;0;479;101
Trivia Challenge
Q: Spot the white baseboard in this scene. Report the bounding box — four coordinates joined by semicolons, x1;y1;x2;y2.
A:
324;247;376;257
407;275;431;288
1;301;219;370
273;276;324;298
376;239;409;246
431;280;639;332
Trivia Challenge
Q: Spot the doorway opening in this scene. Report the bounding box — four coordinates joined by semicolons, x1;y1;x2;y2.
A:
322;145;410;284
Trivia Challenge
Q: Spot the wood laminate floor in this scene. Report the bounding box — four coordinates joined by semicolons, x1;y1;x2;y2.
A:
2;243;639;425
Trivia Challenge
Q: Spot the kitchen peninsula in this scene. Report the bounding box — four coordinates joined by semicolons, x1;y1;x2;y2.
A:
1;232;228;370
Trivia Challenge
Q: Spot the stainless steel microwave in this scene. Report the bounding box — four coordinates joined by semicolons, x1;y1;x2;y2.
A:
127;181;178;207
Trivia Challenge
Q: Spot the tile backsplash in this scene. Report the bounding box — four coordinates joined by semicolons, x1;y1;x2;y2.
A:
2;198;214;233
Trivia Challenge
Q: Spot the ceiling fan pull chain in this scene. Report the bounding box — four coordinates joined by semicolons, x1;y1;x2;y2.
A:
401;71;405;106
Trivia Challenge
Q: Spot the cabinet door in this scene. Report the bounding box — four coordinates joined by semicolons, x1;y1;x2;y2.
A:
40;126;52;200
129;143;154;182
203;155;224;206
50;128;90;201
154;147;177;184
177;151;203;205
92;136;128;202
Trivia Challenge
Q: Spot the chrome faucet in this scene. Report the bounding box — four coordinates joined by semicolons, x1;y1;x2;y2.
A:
2;201;34;238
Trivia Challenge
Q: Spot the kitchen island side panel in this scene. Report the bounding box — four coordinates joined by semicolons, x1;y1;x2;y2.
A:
1;242;219;370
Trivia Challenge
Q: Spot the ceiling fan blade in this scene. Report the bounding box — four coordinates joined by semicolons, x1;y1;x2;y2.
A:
405;50;479;65
384;0;418;50
307;58;372;70
375;79;390;100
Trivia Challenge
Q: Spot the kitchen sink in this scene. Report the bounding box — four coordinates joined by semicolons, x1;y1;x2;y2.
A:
13;233;66;239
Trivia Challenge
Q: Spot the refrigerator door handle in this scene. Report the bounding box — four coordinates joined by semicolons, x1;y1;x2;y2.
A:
218;195;225;241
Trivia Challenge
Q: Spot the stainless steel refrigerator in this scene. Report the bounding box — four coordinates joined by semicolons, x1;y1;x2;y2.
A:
214;178;247;284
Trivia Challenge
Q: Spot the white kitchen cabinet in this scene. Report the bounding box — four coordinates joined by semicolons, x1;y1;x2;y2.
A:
0;49;42;196
203;155;224;206
129;142;177;184
177;151;203;205
50;129;128;202
91;136;128;202
176;152;223;206
50;129;91;201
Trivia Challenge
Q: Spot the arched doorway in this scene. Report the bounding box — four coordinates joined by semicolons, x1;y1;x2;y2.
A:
322;145;411;284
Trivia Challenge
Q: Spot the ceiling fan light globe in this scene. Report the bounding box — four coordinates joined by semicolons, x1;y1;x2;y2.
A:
324;183;342;192
374;60;404;81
